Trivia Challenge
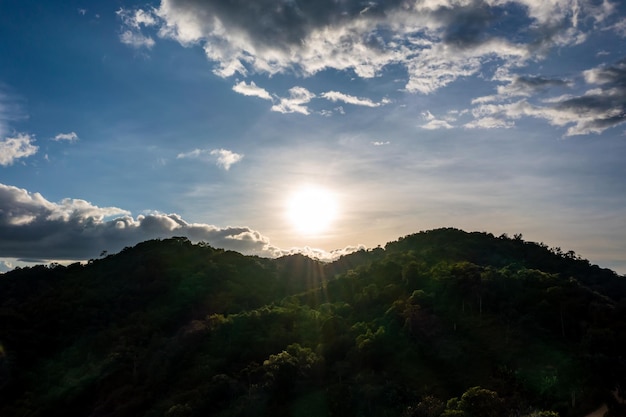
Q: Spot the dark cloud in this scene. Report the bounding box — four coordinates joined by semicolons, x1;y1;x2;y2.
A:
163;0;513;52
470;58;626;135
557;93;619;114
121;0;614;95
0;183;277;260
435;1;495;47
0;183;362;264
491;75;572;98
514;76;570;91
163;0;548;51
585;57;626;86
163;0;404;51
555;92;626;133
555;58;626;133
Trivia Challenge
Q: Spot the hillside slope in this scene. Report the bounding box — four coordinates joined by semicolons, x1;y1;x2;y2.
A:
0;229;624;417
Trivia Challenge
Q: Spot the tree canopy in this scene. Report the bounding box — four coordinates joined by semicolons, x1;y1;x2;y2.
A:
1;229;624;416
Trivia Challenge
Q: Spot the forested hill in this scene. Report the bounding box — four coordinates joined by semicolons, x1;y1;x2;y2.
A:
1;228;625;417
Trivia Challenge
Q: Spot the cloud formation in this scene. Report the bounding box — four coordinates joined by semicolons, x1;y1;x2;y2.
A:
210;148;244;170
0;91;25;138
473;75;572;104
0;260;12;274
177;148;244;170
282;244;367;262
469;58;626;135
114;0;625;136
0;183;361;265
321;91;387;108
464;116;514;130
419;111;454;130
53;132;79;142
0;133;38;166
120;31;156;49
230;82;388;113
120;0;614;91
232;81;272;100
116;8;157;49
0;182;274;260
271;87;315;115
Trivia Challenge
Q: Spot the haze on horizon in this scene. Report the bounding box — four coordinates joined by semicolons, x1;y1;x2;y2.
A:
1;0;625;274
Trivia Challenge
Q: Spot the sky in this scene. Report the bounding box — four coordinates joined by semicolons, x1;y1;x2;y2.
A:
1;0;625;274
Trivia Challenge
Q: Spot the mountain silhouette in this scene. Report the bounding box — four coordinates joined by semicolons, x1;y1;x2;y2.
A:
1;228;624;417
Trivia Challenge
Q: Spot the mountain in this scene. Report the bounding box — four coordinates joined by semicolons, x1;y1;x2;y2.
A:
0;228;624;417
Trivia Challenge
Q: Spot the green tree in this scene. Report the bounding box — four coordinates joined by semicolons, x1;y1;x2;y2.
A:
458;386;503;417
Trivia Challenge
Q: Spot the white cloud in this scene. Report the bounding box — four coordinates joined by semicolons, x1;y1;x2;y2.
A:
114;1;623;136
321;91;386;107
210;148;244;170
467;58;626;136
421;119;454;130
0;133;38;166
501;76;570;96
464;117;515;129
541;94;576;104
471;97;613;136
117;8;157;49
419;111;454;130
53;132;79;142
119;30;155;49
132;9;158;27
0;182;127;228
609;19;626;37
0;182;363;262
472;95;499;105
0;182;270;259
177;148;244;170
372;141;391;146
126;0;601;96
176;149;204;159
474;74;572;104
271;87;315;115
0;91;24;138
232;81;272;100
405;50;478;94
117;8;157;29
279;244;367;262
0;260;13;273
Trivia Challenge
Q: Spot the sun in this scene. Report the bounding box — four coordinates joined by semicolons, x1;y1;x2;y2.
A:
286;186;338;236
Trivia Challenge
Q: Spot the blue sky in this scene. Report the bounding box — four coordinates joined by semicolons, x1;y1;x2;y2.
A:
1;0;626;274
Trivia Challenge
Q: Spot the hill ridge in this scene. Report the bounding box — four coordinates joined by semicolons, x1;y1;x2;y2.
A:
1;228;624;417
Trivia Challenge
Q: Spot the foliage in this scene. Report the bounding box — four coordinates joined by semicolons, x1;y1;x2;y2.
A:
0;229;625;416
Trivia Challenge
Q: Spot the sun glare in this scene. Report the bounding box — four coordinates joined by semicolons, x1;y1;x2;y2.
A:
286;186;338;236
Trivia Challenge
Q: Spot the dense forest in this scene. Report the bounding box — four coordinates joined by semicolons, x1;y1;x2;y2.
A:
0;228;625;417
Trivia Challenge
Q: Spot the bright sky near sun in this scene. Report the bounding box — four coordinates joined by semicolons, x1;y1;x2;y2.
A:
1;0;626;274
